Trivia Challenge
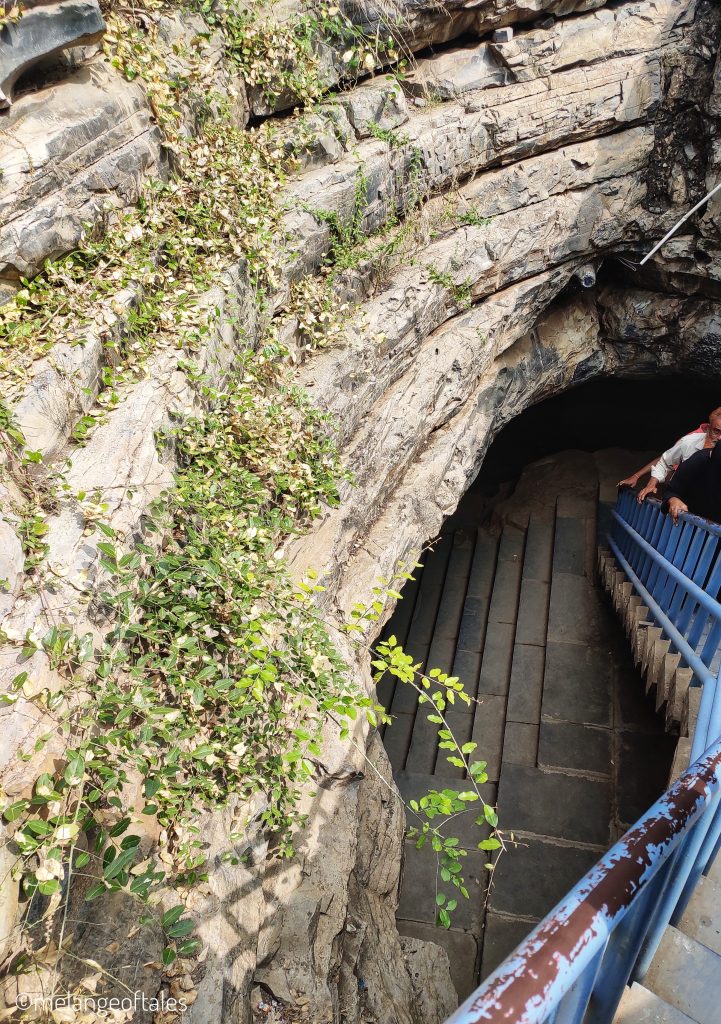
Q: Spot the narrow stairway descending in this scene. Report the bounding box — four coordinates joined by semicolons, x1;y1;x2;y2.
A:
378;450;678;1000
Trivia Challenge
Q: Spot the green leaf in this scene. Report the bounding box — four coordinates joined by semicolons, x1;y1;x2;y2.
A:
478;838;502;851
103;847;136;881
64;753;85;786
435;892;446;906
162;947;177;967
438;908;451;929
162;906;186;929
38;879;60;895
3;799;29;822
85;883;107;901
167;918;195;938
144;778;161;799
483;805;499;828
177;939;202;956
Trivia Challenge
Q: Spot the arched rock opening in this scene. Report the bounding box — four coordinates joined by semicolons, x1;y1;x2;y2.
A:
377;367;720;997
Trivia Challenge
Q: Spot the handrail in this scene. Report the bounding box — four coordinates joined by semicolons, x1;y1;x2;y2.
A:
444;740;721;1024
607;530;714;685
611;509;721;624
439;491;721;1024
619;487;721;539
607;536;719;757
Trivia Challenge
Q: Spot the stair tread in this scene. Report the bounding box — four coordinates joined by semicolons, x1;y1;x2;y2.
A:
706;850;721;885
645;925;721;1024
615;981;696;1024
677;874;721;956
669;738;691;784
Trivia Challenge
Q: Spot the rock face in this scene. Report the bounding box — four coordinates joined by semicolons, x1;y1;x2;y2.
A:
0;0;105;107
2;0;721;1022
0;63;163;295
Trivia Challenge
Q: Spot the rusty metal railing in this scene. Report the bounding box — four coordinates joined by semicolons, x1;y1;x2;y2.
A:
443;733;721;1024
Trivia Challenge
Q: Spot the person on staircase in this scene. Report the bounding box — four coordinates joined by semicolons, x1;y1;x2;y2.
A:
618;408;721;502
662;440;721;524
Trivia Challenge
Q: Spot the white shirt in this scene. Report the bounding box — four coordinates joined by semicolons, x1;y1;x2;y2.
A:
651;431;708;481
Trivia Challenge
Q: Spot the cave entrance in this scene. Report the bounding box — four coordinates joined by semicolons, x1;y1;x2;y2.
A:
378;373;721;1000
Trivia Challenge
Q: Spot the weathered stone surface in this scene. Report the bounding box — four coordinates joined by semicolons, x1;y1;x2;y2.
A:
0;63;163;292
0;0;105;107
346;0;608;55
331;78;409;137
399;937;458;1022
0;824;18;961
1;0;721;1018
0;487;22;623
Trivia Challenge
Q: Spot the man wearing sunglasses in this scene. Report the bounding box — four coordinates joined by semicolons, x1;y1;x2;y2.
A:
618;408;721;503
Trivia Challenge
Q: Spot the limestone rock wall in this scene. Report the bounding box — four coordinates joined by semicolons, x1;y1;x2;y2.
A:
2;1;721;1022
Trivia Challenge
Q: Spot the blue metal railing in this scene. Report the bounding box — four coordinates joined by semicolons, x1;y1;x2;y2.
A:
441;490;721;1024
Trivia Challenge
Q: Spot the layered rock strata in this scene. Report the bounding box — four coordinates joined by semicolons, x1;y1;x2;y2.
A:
2;0;721;1022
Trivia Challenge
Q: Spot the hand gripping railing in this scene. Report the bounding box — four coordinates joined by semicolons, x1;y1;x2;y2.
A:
441;491;721;1024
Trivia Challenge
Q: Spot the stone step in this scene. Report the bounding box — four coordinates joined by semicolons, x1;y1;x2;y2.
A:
635;623;661;675
676;873;721;956
480;912;536;981
660;663;685;722
553;514;587;576
669;737;691;783
496;763;611;847
647;635;671;705
615;982;696;1024
514;576;550;647
681;684;702;738
659;653;682;723
645;925;721;1024
706;848;721;885
521;513;554;583
405;525;511;774
466;529;500;601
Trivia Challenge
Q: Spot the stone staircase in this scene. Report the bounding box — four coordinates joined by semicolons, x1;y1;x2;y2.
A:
378;449;677;1000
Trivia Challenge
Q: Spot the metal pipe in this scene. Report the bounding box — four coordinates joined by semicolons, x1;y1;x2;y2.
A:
639;180;721;266
585;860;671;1024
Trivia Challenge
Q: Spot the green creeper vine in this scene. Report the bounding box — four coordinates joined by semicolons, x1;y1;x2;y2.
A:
0;0;502;1008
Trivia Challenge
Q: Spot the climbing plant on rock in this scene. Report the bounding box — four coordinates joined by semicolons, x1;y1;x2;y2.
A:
0;0;501;1001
